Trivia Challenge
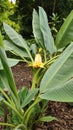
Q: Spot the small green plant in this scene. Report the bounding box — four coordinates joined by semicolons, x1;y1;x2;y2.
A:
49;13;60;33
0;7;73;130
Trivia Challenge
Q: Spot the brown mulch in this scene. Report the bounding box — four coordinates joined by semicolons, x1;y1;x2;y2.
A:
47;101;73;130
12;62;32;89
0;62;73;130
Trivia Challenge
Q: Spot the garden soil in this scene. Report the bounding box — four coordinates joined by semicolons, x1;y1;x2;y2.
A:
0;62;73;130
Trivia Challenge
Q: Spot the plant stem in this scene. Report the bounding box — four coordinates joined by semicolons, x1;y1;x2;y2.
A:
10;50;30;64
0;87;23;118
0;87;15;107
3;100;23;120
26;48;33;62
0;88;11;103
3;105;8;129
44;50;47;62
14;124;27;130
31;68;41;89
23;96;42;126
46;54;59;66
0;122;15;127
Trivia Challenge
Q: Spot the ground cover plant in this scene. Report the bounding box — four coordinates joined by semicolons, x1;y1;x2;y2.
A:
0;7;73;130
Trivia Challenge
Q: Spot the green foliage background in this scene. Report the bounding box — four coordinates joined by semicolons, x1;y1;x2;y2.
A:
0;0;73;38
0;0;20;33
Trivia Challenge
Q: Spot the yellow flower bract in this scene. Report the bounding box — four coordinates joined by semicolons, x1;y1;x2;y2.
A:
29;54;44;68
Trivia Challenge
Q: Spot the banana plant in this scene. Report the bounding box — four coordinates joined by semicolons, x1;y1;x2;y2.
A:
0;6;73;130
3;7;73;89
0;33;73;130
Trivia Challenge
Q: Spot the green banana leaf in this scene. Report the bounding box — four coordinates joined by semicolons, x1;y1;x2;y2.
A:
4;40;29;58
0;58;20;70
55;10;73;49
3;23;33;61
32;7;56;54
40;78;73;102
39;43;73;102
32;9;44;48
39;7;56;54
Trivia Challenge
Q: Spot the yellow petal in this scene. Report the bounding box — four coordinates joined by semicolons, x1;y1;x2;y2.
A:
35;54;42;63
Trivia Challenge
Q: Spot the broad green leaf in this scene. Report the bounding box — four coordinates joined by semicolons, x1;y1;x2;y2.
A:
0;58;20;70
40;78;73;102
56;10;73;48
3;23;33;61
38;116;57;122
32;9;44;48
7;58;19;67
39;7;56;54
40;43;73;93
21;88;38;108
4;40;29;58
18;86;28;104
3;22;28;48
